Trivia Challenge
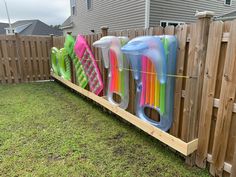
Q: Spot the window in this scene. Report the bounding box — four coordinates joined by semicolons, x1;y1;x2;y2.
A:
160;21;185;27
225;0;232;6
72;6;76;15
86;0;92;10
71;0;77;15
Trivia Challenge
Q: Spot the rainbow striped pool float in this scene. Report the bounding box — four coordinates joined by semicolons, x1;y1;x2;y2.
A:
121;35;177;131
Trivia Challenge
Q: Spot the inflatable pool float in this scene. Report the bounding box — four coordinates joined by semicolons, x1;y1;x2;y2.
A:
51;47;60;76
59;48;71;80
93;36;129;109
121;35;177;131
64;34;88;88
74;35;104;95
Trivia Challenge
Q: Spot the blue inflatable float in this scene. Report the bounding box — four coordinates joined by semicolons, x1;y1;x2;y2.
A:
121;35;177;131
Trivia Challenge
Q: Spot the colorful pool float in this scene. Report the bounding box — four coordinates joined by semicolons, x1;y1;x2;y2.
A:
59;48;71;80
64;34;88;88
121;35;177;131
51;47;60;75
74;34;104;95
93;36;130;109
50;47;71;81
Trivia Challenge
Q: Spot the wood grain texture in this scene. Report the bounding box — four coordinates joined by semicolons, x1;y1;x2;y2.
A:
170;24;188;137
211;20;236;177
196;21;224;168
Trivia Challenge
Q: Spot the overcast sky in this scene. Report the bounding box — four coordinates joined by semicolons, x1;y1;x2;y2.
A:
0;0;70;25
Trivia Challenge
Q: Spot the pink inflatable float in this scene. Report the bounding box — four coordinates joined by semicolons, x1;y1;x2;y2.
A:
74;34;104;95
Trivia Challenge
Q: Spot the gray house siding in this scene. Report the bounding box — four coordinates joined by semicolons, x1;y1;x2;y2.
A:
150;0;236;26
71;0;146;35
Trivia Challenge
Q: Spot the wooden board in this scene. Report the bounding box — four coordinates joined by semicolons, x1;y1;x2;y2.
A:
210;20;236;176
196;21;224;168
52;73;198;156
170;24;188;137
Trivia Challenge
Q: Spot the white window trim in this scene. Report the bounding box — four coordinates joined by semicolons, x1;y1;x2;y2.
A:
72;6;76;15
224;0;232;6
86;0;92;11
160;20;185;27
145;0;150;29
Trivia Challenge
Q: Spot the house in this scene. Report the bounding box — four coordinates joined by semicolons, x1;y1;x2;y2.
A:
4;20;63;36
61;0;236;35
0;22;9;35
215;10;236;21
61;16;74;35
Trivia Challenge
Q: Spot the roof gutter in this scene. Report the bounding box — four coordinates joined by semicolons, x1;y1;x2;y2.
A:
145;0;150;29
60;23;74;30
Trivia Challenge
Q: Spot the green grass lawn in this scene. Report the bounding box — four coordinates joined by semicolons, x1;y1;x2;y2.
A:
0;82;210;177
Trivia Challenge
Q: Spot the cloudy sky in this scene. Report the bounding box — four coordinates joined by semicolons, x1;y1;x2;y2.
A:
0;0;70;25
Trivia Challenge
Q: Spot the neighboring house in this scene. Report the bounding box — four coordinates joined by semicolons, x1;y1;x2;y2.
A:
215;10;236;21
0;22;8;34
61;16;74;35
4;20;63;36
61;0;236;35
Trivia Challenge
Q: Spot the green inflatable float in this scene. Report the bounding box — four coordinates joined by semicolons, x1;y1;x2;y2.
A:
51;47;60;75
59;48;71;80
64;34;88;88
50;47;71;81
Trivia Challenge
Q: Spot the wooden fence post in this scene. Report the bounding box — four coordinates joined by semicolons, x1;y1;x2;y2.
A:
100;26;109;96
181;11;214;165
50;34;54;47
101;26;109;36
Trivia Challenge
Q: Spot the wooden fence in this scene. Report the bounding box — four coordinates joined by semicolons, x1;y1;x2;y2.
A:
0;35;52;84
1;12;236;176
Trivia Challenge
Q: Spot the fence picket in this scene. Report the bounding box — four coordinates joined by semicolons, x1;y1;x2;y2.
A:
170;24;188;137
210;20;236;176
196;21;224;168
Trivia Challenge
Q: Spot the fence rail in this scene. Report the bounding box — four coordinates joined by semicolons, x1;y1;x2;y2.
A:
1;15;236;177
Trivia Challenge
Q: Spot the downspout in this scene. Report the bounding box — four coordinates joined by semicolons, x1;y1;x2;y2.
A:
145;0;150;29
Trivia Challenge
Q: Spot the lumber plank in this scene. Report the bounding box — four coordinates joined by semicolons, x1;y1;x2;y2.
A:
170;24;188;136
127;29;136;114
23;37;33;81
15;34;25;82
196;21;224;168
8;37;19;83
230;141;236;177
1;36;12;83
0;40;6;84
164;25;175;35
210;20;236;177
36;37;44;80
30;38;38;80
181;23;198;141
52;73;198;156
42;38;50;79
207;154;232;174
152;26;164;35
